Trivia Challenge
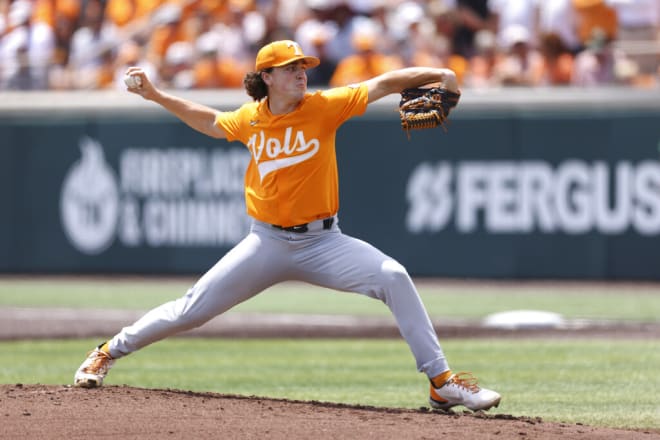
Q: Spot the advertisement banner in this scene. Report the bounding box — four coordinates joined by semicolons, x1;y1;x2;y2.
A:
0;118;250;273
1;97;659;279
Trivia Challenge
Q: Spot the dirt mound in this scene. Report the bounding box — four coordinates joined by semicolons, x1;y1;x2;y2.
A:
2;384;657;439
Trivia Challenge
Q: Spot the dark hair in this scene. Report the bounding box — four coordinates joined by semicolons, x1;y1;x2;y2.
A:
243;69;271;101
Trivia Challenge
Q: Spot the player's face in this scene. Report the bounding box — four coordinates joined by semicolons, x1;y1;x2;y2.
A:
267;60;308;100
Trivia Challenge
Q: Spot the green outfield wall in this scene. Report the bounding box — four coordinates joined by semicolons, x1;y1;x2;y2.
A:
1;88;659;279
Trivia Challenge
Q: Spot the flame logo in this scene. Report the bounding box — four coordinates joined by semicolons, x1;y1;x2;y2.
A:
60;137;119;254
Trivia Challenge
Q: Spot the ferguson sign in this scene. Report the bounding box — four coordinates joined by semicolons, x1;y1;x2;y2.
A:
406;160;660;235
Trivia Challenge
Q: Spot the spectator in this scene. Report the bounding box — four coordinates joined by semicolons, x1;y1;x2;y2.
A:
106;0;140;29
295;19;336;86
96;46;120;89
5;33;31;89
208;2;254;67
368;0;396;53
452;0;494;59
183;5;229;89
605;0;659;79
399;3;469;86
392;1;433;67
572;0;618;48
488;0;538;50
0;0;54;89
69;0;120;89
465;28;501;87
274;0;312;33
492;24;544;86
572;27;638;86
0;0;655;90
106;0;161;30
47;4;81;90
295;2;335;58
191;33;221;88
323;1;361;67
147;3;187;71
113;37;159;90
329;17;404;87
536;0;581;54
33;0;80;29
161;40;195;89
257;0;295;46
0;2;6;37
192;32;248;88
50;6;78;67
535;32;575;85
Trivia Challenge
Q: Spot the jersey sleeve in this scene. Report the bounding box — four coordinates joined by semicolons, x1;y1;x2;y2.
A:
320;83;369;126
214;106;248;143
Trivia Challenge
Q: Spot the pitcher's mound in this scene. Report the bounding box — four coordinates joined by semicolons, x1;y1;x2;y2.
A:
1;384;655;439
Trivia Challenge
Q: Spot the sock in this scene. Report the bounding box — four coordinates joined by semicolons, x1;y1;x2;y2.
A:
99;342;111;355
430;370;453;388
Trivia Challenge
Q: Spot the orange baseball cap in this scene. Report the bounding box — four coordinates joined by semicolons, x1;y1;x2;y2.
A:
255;40;320;71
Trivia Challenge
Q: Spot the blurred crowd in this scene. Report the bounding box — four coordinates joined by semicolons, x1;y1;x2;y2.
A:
0;0;659;91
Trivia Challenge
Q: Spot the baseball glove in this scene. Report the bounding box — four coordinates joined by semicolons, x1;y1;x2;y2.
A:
399;87;461;138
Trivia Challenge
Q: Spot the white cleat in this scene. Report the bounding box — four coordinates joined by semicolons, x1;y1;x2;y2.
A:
430;372;501;411
74;346;115;388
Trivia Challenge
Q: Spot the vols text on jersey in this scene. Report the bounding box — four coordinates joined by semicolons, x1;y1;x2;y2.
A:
246;126;320;181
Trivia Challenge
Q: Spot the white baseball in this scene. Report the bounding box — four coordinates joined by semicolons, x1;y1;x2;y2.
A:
124;74;142;89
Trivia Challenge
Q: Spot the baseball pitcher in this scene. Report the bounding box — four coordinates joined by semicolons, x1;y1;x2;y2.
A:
74;40;501;412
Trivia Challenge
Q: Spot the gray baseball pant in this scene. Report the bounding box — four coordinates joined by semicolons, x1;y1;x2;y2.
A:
108;217;450;379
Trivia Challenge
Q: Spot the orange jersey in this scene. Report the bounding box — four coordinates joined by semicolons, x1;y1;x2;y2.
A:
215;84;369;227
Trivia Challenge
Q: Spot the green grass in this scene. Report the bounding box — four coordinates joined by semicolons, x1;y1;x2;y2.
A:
1;338;659;430
1;277;659;430
1;277;660;321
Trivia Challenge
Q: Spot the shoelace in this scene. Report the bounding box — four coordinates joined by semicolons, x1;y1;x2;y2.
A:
449;372;481;394
83;350;113;374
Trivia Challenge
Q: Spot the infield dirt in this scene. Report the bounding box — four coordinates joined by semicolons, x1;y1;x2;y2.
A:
3;384;659;440
2;306;660;439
